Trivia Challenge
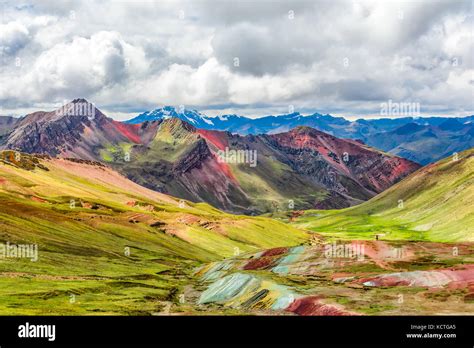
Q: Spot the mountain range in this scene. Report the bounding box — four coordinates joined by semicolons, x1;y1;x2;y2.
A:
4;104;473;165
0;100;472;316
0;99;419;214
126;106;474;164
0;148;472;315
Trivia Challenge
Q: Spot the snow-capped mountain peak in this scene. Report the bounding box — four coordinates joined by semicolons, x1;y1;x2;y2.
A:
125;106;213;127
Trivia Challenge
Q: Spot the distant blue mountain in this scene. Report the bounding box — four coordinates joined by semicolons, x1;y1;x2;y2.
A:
124;107;474;164
126;106;354;135
126;106;473;135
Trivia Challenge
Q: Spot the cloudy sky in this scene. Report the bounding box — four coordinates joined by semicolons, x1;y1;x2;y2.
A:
0;0;472;120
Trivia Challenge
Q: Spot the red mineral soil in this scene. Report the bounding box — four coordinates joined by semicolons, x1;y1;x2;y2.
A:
415;242;473;256
242;247;290;270
464;283;474;302
30;196;47;203
269;127;419;191
176;214;201;224
358;265;474;288
126;212;158;224
271;129;351;176
385;157;418;182
286;296;356;316
211;155;237;182
350;241;415;270
362;156;420;193
112;121;142;143
289;210;305;222
197;129;229;151
243;256;278;270
185;154;237;187
161;225;193;243
81;201;93;209
48;158;176;204
262;247;289;257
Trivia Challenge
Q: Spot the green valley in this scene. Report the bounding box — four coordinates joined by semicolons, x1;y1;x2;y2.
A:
0;147;473;316
0;151;307;315
291;148;474;242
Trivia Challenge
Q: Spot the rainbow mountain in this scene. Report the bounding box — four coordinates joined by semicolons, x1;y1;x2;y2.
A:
0;99;419;214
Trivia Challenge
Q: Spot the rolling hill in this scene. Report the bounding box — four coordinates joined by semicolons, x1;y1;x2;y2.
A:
292;148;474;242
0;150;308;314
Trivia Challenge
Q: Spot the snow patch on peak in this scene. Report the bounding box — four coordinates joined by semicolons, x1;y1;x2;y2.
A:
202;117;214;125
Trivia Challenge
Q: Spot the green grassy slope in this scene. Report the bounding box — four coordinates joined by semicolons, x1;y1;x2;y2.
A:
292;148;474;242
0;151;308;314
